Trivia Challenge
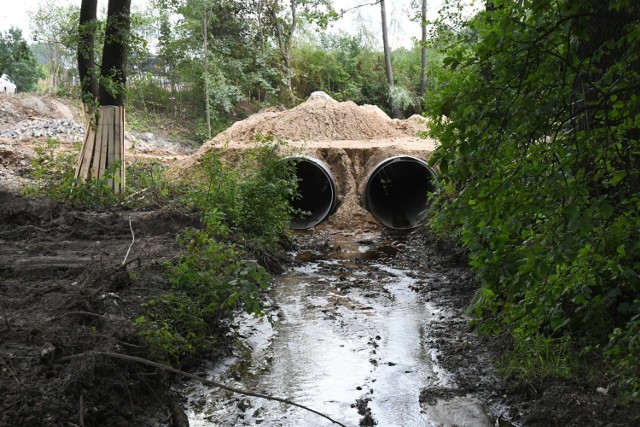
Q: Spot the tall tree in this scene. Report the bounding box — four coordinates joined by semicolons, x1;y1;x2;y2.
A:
75;0;132;192
0;28;44;92
419;0;427;98
266;0;334;102
203;1;212;138
29;4;79;93
380;0;399;118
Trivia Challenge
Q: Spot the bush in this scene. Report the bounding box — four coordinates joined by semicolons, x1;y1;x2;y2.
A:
135;231;271;364
186;136;298;248
136;136;296;365
22;139;120;208
426;0;640;397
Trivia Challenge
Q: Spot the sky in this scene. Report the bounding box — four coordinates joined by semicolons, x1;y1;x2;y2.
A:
0;0;446;49
332;0;445;50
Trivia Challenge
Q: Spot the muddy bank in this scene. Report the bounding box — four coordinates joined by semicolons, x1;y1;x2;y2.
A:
0;191;199;426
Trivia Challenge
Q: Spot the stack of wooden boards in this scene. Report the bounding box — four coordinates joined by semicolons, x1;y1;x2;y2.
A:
75;106;126;193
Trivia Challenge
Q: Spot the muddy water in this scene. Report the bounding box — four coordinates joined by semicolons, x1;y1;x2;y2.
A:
185;233;494;427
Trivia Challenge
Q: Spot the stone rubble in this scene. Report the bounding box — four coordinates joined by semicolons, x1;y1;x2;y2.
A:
0;117;195;155
0;118;85;142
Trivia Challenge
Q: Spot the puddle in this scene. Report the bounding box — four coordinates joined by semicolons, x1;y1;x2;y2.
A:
184;234;496;427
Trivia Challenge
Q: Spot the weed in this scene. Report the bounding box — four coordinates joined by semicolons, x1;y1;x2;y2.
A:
134;137;295;365
498;333;575;381
22;139;120;208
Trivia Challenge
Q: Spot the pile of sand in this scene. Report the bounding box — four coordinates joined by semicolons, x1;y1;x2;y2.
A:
205;93;406;146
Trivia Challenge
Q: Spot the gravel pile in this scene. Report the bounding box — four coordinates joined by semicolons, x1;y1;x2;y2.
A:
0;118;85;142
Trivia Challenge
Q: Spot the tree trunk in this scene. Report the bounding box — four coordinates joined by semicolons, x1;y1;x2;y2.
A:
419;0;427;98
75;0;131;193
203;2;212;139
77;0;98;108
380;0;399;118
98;0;131;106
270;0;296;102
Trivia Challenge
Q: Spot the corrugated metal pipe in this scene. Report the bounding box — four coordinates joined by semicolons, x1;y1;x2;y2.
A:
287;156;338;229
364;156;438;229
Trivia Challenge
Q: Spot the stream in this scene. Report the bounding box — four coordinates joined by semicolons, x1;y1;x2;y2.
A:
183;232;496;427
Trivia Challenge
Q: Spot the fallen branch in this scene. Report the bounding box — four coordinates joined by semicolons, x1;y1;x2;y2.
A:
56;351;346;426
0;356;20;384
339;0;382;16
48;311;107;322
79;393;84;427
122;216;135;265
0;397;25;413
120;187;149;204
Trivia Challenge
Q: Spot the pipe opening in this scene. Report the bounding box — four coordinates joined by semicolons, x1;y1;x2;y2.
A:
288;156;337;229
365;156;437;229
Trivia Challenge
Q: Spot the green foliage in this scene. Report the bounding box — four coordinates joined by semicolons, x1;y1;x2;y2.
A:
148;0;283;123
135;232;271;364
426;0;640;397
126;158;184;208
29;3;79;94
22;139;120;208
134;136;295;365
498;333;575;381
22;139;179;209
171;229;272;318
291;31;447;116
0;27;45;92
291;31;386;104
187;136;298;247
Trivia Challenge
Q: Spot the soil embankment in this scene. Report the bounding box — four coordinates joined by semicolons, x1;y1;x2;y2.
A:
0;191;200;425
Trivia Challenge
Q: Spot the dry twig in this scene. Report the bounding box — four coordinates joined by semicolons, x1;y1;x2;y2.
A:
79;393;85;427
123;216;135;265
48;311;107;322
0;356;20;384
0;397;25;413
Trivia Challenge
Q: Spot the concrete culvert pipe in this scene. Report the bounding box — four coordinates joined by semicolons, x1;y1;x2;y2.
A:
364;156;437;229
287;156;337;229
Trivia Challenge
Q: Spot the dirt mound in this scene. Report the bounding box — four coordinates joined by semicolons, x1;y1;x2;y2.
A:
394;114;430;137
200;92;407;148
0;94;81;127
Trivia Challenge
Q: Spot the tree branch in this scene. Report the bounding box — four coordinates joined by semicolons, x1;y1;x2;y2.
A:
338;0;382;16
56;351;347;426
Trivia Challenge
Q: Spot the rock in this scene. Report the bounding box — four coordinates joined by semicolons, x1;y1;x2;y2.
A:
20;97;50;116
307;91;337;103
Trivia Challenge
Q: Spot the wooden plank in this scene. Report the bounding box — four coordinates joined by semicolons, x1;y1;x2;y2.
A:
106;107;115;189
98;107;112;180
74;126;90;179
90;110;105;180
113;107;122;193
76;126;95;180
